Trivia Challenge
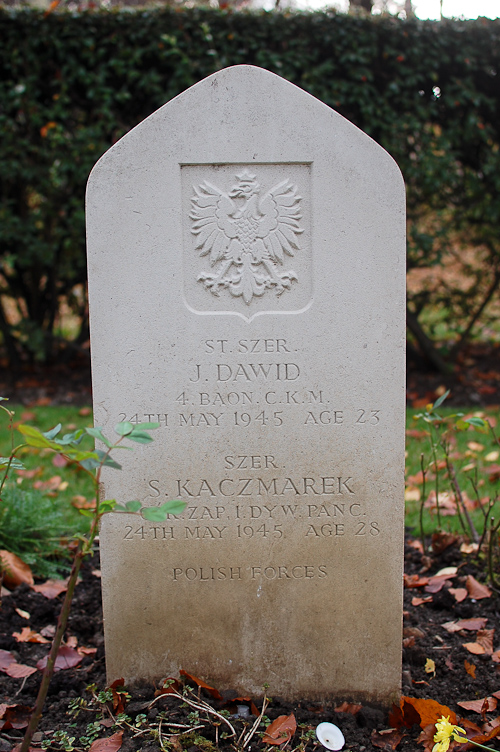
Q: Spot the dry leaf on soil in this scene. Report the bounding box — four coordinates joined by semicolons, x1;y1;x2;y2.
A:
6;663;37;679
463;642;486;655
431;532;458;554
13;627;49;644
466;575;492;599
390;697;456;730
403;574;429;588
262;714;297;745
464;661;476;679
0;649;16;672
371;728;405;750
89;731;123;752
476;629;495;654
0;704;33;730
442;618;488;633
179;670;223;700
425;658;436;675
0;551;34;588
31;578;70;599
334;702;362;715
37;646;82;672
412;596;433;606
449;588;468;603
457;698;498;714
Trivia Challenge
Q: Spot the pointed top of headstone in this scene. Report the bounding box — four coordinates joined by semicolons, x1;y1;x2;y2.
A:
86;65;406;704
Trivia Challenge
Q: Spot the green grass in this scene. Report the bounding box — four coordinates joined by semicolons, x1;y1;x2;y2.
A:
1;402;499;577
406;405;500;539
0;403;95;575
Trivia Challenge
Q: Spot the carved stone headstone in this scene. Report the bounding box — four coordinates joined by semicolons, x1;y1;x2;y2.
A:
86;65;406;703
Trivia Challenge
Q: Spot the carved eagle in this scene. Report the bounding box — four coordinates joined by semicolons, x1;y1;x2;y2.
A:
190;170;303;305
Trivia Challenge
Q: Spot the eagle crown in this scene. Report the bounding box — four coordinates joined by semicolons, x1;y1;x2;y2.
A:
228;169;261;200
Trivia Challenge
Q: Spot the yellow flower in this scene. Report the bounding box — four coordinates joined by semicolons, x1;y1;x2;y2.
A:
432;716;467;752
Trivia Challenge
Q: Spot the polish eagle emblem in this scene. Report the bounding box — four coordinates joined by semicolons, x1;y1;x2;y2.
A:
190;170;303;305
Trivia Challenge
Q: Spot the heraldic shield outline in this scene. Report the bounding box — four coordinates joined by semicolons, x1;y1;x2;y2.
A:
182;163;313;322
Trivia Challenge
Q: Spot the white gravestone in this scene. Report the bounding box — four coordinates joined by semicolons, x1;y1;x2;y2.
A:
86;65;406;704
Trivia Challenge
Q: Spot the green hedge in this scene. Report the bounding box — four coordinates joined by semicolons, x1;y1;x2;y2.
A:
1;9;500;369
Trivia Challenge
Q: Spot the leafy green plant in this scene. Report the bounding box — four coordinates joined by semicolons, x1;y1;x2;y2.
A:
0;398;187;752
412;392;500;582
0;485;73;578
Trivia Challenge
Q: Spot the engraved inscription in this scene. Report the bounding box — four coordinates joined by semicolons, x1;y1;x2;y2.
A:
191;170;303;304
170;565;328;581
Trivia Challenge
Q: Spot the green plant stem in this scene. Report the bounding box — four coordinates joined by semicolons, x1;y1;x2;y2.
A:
447;459;479;542
431;439;442;529
419;453;427;555
459;739;499;752
19;544;85;752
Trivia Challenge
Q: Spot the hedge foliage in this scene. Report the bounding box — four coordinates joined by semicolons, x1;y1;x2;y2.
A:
1;8;500;369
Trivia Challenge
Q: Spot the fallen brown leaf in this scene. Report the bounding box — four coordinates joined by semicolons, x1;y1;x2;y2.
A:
466;575;492;600
89;731;123;752
0;649;16;672
179;670;223;700
6;663;37;679
431;532;459;554
402;697;456;729
462;642;486;655
78;646;98;656
476;629;495;655
0;704;32;730
425;574;455;594
449;588;468;603
464;661;476;679
12;627;49;644
0;551;34;588
37;646;82;672
31;578;69;599
371;728;405;750
457;698;497;714
442;618;488;633
403;627;425;639
262;714;297;745
334;702;362;715
404;574;430;588
417;723;436;752
412;596;433;606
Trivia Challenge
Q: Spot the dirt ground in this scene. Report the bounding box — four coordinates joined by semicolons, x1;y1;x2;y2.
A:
1;538;499;752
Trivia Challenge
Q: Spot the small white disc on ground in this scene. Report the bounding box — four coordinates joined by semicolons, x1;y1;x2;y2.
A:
316;722;345;751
